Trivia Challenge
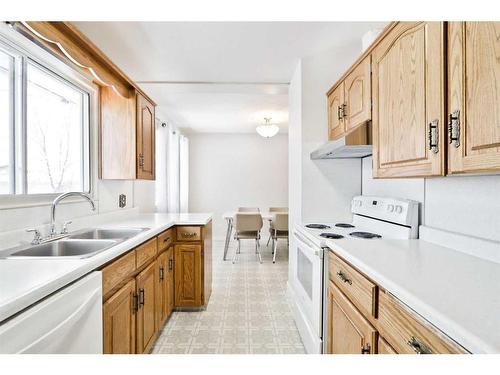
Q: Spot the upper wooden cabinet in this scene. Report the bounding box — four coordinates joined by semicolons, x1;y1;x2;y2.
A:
328;83;345;140
100;86;136;179
372;22;446;178
327;56;371;141
448;22;500;174
136;93;156;180
344;56;372;133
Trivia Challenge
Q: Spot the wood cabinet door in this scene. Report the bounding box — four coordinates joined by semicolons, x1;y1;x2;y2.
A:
100;86;136;180
136;93;155;180
327;82;345;140
103;279;136;354
326;281;377;354
155;252;168;329
166;247;175;317
448;22;500;174
372;22;445;177
378;336;397;354
344;56;372;133
136;261;157;353
174;244;202;307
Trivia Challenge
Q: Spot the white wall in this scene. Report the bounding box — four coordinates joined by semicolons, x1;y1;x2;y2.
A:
362;157;500;242
288;43;363;226
189;133;288;239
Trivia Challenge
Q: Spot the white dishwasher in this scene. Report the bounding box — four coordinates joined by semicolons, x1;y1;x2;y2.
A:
0;271;103;354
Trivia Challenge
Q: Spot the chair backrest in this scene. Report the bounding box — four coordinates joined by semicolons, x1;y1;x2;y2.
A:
272;213;289;231
235;213;263;232
238;207;260;212
269;207;288;213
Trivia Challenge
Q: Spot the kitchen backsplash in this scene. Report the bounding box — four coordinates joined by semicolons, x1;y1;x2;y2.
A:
362;156;500;242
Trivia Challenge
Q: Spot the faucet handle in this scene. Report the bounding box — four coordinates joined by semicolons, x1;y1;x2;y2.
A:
26;228;42;245
61;221;73;234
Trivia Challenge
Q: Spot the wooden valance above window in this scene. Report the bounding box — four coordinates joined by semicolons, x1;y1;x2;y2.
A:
11;21;155;104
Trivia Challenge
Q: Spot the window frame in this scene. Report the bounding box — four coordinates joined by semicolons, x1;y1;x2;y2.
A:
0;23;98;209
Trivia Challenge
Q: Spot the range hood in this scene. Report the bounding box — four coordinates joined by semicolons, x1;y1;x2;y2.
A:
310;123;372;159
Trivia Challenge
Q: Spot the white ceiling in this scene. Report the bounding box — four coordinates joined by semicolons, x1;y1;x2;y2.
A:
75;22;386;133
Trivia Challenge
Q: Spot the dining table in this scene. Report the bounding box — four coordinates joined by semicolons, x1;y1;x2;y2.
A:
221;211;273;261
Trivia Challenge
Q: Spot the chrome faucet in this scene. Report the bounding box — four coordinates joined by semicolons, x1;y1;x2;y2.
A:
50;192;96;236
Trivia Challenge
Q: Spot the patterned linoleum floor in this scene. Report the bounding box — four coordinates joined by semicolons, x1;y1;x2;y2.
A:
152;238;305;354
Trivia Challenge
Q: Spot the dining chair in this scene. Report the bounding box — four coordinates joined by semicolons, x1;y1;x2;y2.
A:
238;207;260;212
232;212;263;264
266;207;288;246
270;212;289;263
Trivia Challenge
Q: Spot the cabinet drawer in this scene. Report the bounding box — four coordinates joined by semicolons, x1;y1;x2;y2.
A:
328;251;377;318
176;226;201;242
136;238;157;269
378;290;468;354
157;228;174;252
102;250;136;296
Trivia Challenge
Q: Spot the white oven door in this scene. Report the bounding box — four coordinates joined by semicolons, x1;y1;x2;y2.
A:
292;231;323;339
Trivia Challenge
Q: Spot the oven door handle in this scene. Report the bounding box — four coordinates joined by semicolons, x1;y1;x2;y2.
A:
293;231;323;258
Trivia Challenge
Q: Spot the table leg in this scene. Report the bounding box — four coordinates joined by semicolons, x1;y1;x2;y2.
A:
223;218;233;261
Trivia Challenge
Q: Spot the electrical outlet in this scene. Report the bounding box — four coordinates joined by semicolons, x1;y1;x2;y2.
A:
119;194;126;208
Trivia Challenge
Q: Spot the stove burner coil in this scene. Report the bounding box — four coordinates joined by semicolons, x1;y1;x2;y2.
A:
305;224;331;229
320;233;344;239
349;231;382;239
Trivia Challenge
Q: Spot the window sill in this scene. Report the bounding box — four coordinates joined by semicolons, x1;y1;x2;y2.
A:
0;194;98;211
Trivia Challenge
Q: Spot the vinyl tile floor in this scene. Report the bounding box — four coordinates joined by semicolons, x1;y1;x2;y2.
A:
152;238;305;354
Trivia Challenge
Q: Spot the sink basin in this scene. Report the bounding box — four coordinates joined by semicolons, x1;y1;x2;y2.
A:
8;239;117;258
67;228;147;240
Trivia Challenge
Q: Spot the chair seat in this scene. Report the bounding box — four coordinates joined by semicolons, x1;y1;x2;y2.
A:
235;230;260;239
272;230;288;238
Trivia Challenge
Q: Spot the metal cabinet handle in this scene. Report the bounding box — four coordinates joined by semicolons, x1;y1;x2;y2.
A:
139;288;145;307
181;232;197;237
336;270;352;285
407;336;433;354
163;236;171;243
159;266;164;281
341;103;347;118
132;293;139;313
169;258;173;271
428;119;439;154
337;105;342;120
448;110;460;148
138;153;144;168
361;343;371;354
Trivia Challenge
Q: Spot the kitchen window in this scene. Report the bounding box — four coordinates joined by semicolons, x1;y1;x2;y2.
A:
0;36;91;198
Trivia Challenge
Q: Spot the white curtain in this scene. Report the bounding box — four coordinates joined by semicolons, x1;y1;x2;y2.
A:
155;120;188;213
179;135;189;213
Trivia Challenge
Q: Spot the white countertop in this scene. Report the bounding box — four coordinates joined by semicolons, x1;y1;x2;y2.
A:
0;213;212;323
296;225;500;353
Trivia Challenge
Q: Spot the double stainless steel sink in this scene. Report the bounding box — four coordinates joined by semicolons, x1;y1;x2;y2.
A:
5;228;148;259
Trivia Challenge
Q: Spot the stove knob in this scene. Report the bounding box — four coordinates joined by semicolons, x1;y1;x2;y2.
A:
395;205;403;214
387;204;395;212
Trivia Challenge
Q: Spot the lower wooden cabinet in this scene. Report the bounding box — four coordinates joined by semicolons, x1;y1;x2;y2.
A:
102;221;212;353
325;251;468;355
174;244;202;307
136;261;157;354
326;280;376;354
103;279;136;354
378;336;397;354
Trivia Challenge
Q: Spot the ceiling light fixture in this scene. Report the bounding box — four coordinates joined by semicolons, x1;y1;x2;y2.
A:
256;117;279;138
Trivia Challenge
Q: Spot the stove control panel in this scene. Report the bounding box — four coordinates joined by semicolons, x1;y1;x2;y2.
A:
351;196;419;227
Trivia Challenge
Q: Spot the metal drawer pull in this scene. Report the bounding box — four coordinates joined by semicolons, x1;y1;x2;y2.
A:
139;288;145;307
159;266;164;281
407;336;433;354
181;232;197;237
336;270;352;285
